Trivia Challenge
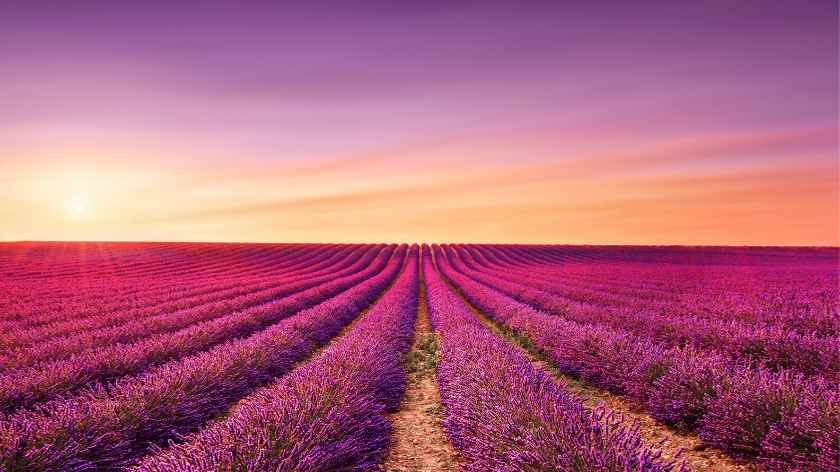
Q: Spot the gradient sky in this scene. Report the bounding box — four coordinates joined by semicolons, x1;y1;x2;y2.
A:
1;1;837;245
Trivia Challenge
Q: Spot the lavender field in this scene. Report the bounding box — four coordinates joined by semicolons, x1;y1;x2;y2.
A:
0;242;837;471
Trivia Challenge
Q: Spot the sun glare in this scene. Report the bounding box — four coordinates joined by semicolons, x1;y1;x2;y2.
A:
64;197;90;219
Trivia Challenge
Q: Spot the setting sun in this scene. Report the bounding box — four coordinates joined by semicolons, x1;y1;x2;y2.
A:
64;197;90;219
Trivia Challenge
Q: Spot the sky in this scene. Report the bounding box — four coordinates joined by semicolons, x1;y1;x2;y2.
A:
1;1;837;245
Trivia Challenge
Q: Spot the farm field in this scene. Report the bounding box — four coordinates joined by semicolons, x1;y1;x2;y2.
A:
0;242;837;471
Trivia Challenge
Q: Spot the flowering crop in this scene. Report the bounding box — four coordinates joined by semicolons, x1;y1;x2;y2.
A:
422;246;680;472
0;246;407;470
0;244;334;324
0;246;392;413
449;246;840;380
0;246;370;370
433;245;838;470
133;246;420;471
0;242;835;471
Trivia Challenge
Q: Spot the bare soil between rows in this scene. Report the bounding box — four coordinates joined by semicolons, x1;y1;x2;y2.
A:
382;278;461;472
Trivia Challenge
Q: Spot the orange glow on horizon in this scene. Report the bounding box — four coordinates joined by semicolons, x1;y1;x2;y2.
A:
1;126;837;246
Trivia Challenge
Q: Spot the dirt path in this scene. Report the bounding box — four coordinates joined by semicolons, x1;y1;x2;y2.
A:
382;278;461;472
444;274;754;472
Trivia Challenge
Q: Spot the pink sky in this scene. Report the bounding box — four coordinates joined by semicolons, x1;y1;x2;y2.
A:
1;1;837;244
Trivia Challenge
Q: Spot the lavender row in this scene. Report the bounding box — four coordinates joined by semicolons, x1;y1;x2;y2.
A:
0;245;361;351
0;246;395;414
0;244;314;315
132;246;420;471
0;244;343;328
422;247;679;472
0;244;349;329
473;245;741;312
476;245;681;298
462;245;840;376
0;246;407;471
474;244;838;328
0;246;370;369
0;242;228;283
449;246;840;379
467;245;839;335
435;248;838;471
0;242;315;286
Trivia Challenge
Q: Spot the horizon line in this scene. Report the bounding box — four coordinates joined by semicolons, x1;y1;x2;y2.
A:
2;239;838;250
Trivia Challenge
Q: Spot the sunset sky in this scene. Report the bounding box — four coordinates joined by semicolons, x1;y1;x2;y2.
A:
1;1;837;245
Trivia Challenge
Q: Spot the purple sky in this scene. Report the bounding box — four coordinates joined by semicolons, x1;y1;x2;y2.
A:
1;1;837;244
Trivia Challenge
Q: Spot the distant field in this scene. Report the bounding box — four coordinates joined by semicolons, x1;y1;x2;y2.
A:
0;242;837;471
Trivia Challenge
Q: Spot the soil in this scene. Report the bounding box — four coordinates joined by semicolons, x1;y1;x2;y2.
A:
382;279;462;472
